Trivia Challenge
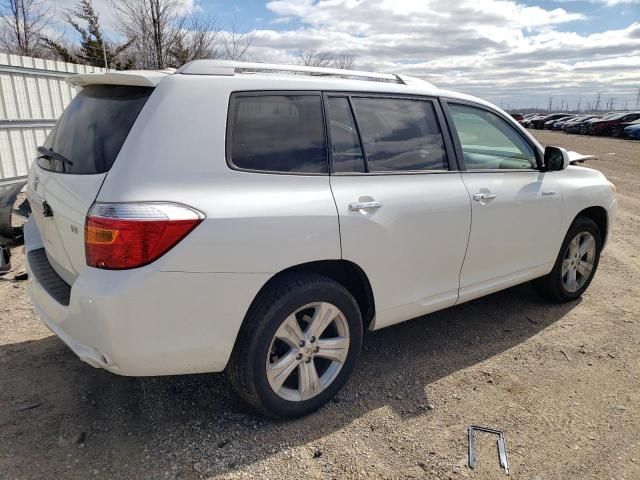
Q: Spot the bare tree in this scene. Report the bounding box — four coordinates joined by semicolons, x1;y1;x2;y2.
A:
112;0;188;69
184;14;220;60
220;18;254;61
298;49;355;69
0;0;48;56
298;49;333;67
168;14;220;67
332;51;355;69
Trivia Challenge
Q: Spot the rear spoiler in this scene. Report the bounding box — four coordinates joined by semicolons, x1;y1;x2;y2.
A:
67;69;174;88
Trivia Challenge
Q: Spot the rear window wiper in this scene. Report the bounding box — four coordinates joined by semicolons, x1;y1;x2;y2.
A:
37;146;74;166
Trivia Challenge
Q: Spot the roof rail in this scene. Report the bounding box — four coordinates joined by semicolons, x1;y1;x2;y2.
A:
177;60;436;88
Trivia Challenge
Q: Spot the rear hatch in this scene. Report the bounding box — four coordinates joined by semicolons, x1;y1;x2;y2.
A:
27;83;154;284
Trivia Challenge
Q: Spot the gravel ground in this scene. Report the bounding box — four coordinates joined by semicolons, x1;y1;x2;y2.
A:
1;131;639;480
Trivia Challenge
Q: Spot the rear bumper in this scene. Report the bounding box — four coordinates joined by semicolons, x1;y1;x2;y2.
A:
24;218;270;376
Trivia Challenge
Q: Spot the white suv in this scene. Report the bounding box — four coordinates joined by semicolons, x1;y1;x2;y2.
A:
25;61;616;418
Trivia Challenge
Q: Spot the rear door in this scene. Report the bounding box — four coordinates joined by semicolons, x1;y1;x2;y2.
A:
27;84;153;283
327;93;471;329
443;101;563;302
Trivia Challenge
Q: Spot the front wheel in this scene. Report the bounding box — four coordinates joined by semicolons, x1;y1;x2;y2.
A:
532;216;602;302
228;273;363;419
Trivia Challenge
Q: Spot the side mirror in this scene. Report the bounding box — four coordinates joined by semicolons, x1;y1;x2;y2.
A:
543;146;570;171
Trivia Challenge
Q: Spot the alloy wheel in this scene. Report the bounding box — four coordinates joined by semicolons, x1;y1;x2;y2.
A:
266;302;350;402
562;231;596;293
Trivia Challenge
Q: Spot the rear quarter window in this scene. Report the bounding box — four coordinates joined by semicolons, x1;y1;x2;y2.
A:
228;94;327;174
38;85;153;174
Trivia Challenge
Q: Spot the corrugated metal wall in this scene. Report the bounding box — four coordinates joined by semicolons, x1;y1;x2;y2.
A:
0;54;105;180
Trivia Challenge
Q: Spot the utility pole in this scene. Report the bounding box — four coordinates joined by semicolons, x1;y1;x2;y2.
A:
102;42;109;71
610;98;615;111
548;97;553;112
594;93;601;112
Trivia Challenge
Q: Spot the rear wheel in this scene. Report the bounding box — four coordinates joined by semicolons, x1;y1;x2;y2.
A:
228;273;363;419
532;216;602;302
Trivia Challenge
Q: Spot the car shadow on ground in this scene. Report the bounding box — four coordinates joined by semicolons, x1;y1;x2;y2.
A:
0;282;579;478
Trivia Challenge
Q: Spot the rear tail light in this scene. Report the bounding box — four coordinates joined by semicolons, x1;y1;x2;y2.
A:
85;202;204;270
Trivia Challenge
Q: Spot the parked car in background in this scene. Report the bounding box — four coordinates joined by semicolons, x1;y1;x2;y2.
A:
590;112;640;136
563;116;600;134
510;113;524;122
624;121;640;139
545;116;574;130
24;61;617;418
532;113;570;129
581;113;618;135
522;115;545;128
611;118;640;137
552;118;573;130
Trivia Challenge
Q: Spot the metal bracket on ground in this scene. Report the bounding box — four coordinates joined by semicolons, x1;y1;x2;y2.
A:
468;425;509;475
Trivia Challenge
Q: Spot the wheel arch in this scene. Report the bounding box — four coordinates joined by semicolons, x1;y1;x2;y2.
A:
575;206;608;246
246;260;376;331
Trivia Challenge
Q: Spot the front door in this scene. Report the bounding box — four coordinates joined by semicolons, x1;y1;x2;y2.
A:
444;101;563;302
326;94;471;329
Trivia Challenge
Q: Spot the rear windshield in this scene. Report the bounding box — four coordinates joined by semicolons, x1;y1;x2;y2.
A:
38;85;153;174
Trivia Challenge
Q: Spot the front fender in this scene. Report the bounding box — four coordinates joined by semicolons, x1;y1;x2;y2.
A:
557;166;616;248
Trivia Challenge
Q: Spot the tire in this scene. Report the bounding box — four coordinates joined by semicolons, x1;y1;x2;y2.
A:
532;216;602;302
228;272;363;419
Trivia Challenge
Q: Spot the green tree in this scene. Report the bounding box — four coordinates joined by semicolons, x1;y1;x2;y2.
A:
42;0;132;68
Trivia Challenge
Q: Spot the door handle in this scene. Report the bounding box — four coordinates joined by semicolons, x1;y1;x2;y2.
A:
349;200;383;211
472;193;497;202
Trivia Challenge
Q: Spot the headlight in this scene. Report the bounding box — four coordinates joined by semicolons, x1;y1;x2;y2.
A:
608;181;617;194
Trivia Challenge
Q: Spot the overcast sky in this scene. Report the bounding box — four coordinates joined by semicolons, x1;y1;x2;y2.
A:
50;0;640;109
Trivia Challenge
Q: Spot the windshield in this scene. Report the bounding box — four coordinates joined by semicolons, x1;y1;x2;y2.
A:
38;85;153;174
601;113;626;121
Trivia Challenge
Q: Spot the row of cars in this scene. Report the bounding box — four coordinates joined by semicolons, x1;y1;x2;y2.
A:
511;111;640;139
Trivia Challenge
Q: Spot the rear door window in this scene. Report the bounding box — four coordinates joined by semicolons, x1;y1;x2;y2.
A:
350;97;448;172
38;85;153;174
326;97;365;173
228;94;327;173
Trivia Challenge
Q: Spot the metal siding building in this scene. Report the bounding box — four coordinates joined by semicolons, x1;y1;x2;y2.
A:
0;53;104;180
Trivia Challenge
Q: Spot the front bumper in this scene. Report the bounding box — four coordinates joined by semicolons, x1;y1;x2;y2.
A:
25;218;270;376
